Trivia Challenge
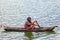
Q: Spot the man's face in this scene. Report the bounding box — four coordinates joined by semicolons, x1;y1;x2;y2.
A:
29;18;31;21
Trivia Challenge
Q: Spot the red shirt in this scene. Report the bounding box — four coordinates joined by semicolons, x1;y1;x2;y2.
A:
24;21;32;29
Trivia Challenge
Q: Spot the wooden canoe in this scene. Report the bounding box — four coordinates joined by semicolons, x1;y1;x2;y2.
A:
4;26;58;32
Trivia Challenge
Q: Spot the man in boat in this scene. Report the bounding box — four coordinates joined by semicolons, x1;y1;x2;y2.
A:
24;17;39;30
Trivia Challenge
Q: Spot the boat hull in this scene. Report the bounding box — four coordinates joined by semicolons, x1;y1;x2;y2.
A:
4;26;58;32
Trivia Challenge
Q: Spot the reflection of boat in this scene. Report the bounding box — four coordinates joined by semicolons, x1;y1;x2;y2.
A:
3;26;58;32
24;32;32;40
45;31;56;34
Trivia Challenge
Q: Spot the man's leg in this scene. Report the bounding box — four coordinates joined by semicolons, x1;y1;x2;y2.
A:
26;25;35;30
26;26;32;30
31;25;35;30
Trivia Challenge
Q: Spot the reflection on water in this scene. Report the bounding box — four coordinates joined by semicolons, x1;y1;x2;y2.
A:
24;32;33;40
24;31;56;40
44;31;56;34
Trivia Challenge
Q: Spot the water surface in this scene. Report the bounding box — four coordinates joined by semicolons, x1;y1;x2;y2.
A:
0;0;60;40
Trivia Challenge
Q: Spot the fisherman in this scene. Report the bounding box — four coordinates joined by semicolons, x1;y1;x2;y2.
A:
24;17;40;30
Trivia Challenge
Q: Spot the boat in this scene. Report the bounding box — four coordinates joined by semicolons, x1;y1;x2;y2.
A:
3;25;58;32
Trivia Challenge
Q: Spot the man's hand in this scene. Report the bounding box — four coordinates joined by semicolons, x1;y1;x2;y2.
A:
34;20;37;23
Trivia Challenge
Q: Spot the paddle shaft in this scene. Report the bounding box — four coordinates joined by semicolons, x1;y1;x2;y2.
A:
36;21;40;28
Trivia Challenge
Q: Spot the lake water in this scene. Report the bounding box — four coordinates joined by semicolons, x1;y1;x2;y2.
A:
0;0;60;40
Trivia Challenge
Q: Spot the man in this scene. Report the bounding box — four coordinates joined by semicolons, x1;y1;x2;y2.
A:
24;17;39;30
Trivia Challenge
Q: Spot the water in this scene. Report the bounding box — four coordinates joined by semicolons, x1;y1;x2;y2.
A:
0;0;60;40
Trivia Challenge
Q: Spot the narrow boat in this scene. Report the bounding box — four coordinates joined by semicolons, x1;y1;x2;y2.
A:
3;26;58;32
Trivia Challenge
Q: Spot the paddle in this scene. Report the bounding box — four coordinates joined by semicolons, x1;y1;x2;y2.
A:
36;21;41;28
